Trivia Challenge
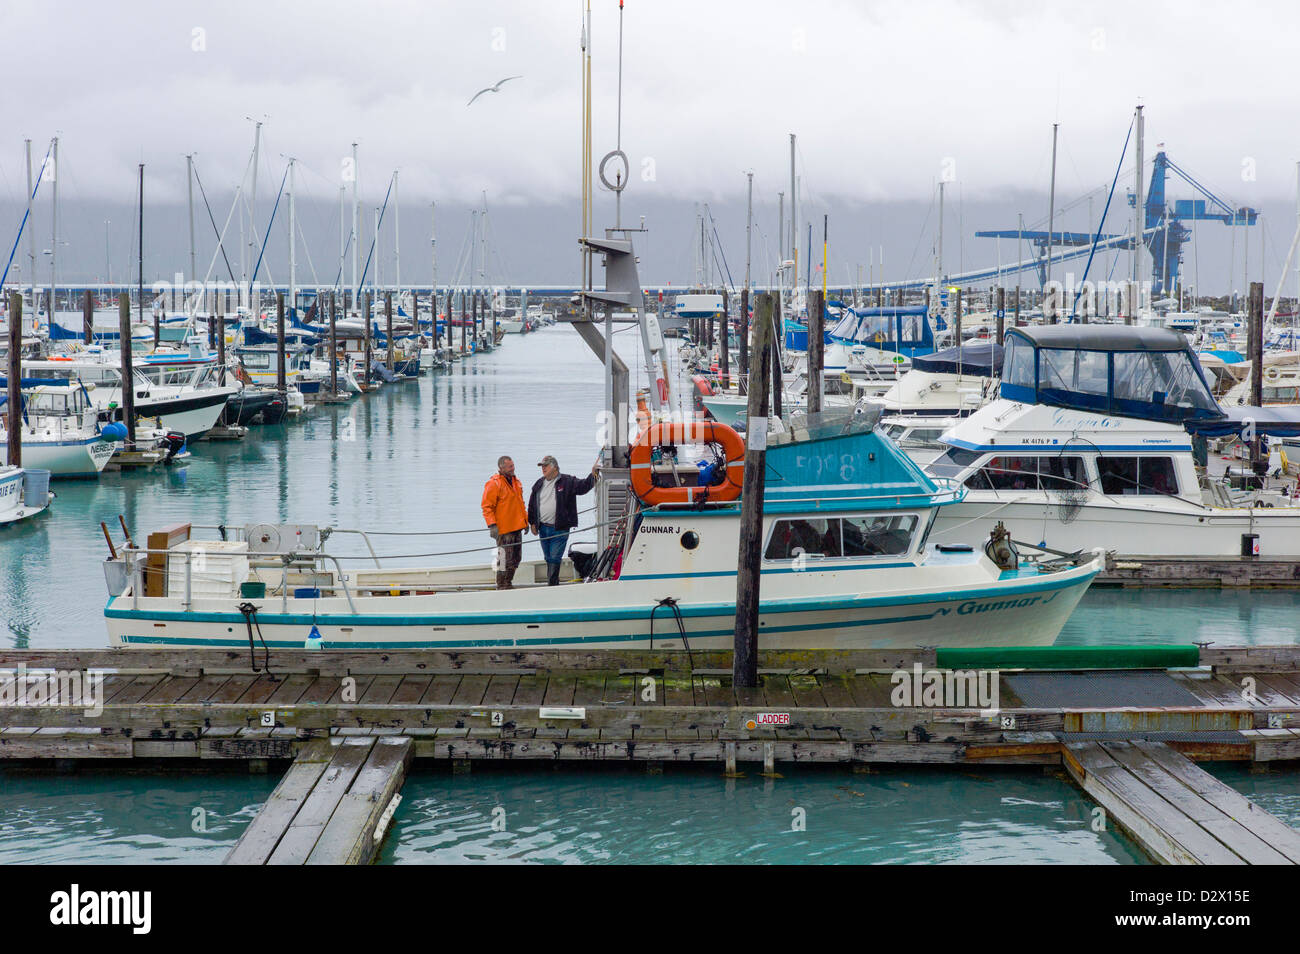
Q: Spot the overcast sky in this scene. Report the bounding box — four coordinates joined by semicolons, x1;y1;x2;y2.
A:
3;0;1298;292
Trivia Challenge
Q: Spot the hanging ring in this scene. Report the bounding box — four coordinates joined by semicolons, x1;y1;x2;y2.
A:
599;150;629;192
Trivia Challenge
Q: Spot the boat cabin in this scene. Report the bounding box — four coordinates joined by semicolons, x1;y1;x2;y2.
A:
999;325;1223;424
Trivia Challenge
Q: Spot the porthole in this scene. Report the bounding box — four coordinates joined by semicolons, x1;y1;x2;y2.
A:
680;531;700;550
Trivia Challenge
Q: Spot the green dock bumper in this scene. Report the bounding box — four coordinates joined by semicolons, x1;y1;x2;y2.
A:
935;645;1201;671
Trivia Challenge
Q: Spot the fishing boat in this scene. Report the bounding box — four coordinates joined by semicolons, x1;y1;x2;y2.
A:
21;356;233;441
0;465;52;525
102;410;1102;650
925;325;1300;559
0;384;123;477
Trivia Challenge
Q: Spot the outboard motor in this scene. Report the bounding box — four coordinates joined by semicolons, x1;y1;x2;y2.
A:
161;430;187;462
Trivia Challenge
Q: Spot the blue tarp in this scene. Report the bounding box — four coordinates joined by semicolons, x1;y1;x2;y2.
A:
912;341;1003;377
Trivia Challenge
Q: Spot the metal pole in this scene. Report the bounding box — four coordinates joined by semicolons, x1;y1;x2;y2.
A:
49;138;58;331
385;291;394;370
1046;122;1059;320
187;154;196;284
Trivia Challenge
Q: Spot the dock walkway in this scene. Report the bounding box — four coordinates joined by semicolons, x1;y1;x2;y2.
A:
4;646;1300;864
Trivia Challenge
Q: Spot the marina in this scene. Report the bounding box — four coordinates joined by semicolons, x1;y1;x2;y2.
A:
4;6;1300;925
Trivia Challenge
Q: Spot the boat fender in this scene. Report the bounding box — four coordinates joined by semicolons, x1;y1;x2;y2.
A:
98;421;128;442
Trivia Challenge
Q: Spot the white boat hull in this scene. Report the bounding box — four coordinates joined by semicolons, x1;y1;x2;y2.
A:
0;434;117;477
105;554;1100;650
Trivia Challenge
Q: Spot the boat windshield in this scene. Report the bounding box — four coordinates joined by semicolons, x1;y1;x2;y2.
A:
1000;328;1223;423
927;446;982;478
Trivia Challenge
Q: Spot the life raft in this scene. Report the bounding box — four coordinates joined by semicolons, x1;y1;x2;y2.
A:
630;419;745;505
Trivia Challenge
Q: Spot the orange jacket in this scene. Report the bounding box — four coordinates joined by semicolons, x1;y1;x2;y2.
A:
481;472;527;534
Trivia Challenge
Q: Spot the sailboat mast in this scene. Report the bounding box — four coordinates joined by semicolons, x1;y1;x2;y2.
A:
288;158;296;316
789;133;797;292
25;140;34;305
1047;122;1059;314
394;170;401;302
1133;105;1144;289
187;153;196;285
137;163;144;329
351;142;359;310
249;121;261;311
50;136;58;322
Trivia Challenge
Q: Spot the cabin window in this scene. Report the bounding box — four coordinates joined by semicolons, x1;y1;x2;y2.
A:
927;446;982;479
1263;386;1300;402
1112;351;1217;413
764;514;920;561
1097;456;1178;496
966;455;1087;492
841;514;918;557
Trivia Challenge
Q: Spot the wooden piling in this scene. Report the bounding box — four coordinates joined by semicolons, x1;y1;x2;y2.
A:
1014;286;1021;327
738;288;749;388
954;288;963;376
117;293;136;445
720;289;730;390
460;291;466;354
81;289;93;345
385;291;394;370
1249;281;1264;470
6;293;20;468
770;295;783;418
329;291;338;397
276;292;287;394
807;289;823;414
734;292;774;689
362;291;372;386
216;293;226;372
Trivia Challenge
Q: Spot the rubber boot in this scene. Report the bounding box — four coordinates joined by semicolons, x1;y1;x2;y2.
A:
547;562;560;587
495;571;508;590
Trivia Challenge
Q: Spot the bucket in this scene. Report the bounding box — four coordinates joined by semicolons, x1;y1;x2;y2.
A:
22;469;50;508
293;587;321;599
240;580;267;598
103;558;129;597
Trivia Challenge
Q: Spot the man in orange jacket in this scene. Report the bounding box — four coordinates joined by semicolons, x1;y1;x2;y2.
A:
482;455;528;589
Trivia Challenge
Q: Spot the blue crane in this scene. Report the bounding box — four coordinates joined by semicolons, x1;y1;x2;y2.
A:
1139;150;1256;296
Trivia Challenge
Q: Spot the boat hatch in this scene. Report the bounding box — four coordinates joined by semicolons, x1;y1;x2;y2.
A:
1000;326;1224;423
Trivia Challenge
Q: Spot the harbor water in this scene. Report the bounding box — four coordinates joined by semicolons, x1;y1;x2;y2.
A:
2;325;1298;864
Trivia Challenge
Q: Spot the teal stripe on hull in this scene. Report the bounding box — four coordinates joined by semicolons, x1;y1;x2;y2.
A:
105;566;1094;629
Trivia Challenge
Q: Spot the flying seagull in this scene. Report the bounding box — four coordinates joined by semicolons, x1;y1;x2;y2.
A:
467;76;522;107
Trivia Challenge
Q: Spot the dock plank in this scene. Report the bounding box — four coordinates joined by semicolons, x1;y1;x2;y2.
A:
307;737;413;865
1103;741;1290;865
417;674;462;705
389;675;433;705
1133;739;1300;863
1062;741;1245;865
266;739;375;865
224;739;334;864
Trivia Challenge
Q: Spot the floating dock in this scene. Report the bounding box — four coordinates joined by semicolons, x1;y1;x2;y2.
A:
3;645;1300;864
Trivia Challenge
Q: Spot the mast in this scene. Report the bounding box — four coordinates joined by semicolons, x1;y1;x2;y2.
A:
137;163;144;331
249;121;261;310
745;173;753;293
436;200;441;330
25;140;34;306
937;180;944;285
1133;104;1144;289
338;185;345;297
393;170;401;302
789;133;797;292
1047;122;1059;309
186;153;196;285
351;142;359;310
49;137;58;323
288;158;296;318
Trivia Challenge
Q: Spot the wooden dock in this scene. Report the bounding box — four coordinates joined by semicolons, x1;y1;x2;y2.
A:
1099;557;1300;588
224;736;411;865
1063;740;1300;864
4;645;1300;864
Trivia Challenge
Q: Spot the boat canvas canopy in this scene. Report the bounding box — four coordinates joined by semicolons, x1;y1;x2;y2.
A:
828;305;935;356
1000;326;1224;423
1187;404;1300;439
912;341;1003;377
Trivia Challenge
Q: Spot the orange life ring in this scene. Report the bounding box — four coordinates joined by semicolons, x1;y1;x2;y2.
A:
630;419;745;505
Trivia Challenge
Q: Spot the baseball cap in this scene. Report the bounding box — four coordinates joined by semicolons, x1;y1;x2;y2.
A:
537;454;558;468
